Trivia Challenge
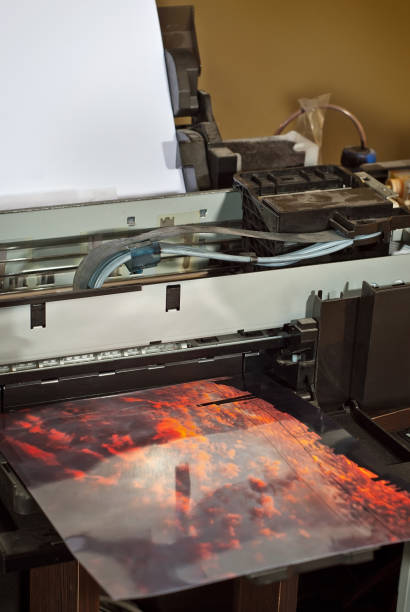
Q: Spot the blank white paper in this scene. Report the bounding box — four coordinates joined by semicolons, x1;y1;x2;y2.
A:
0;0;185;209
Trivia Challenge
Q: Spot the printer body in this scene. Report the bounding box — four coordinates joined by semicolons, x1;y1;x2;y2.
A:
1;164;410;586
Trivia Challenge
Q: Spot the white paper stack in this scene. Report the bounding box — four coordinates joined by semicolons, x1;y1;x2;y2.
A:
0;0;185;209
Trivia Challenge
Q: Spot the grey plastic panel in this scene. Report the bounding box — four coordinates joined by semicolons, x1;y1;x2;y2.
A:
0;190;241;245
0;254;409;366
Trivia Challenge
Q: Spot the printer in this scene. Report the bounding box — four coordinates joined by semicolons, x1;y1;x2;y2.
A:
0;5;409;612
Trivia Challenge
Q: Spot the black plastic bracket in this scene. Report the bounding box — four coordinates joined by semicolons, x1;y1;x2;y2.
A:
166;285;181;312
30;303;46;329
270;318;318;396
0;455;38;516
158;6;201;117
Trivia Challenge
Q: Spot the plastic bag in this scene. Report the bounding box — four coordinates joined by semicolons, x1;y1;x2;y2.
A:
296;93;330;163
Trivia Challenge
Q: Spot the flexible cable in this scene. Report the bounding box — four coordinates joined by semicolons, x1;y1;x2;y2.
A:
82;233;381;289
73;224;344;290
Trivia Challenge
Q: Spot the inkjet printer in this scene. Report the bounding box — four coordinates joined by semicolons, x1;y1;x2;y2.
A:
0;5;409;612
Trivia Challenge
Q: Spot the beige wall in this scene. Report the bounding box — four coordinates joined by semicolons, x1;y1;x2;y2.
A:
157;0;410;164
